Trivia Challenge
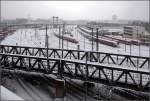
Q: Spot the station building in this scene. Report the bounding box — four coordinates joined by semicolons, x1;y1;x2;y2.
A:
123;26;145;38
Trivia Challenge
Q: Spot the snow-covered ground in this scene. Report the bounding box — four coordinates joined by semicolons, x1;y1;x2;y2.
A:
1;25;150;57
1;86;24;100
1;75;99;101
1;75;128;101
1;25;149;100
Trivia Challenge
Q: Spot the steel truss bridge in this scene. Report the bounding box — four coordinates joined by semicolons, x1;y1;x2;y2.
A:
0;45;150;92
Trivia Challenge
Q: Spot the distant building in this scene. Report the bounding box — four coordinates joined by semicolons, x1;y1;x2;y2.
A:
112;15;117;21
124;26;145;38
15;18;28;24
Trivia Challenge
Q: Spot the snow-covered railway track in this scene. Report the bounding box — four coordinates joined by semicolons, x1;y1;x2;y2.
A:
12;74;43;101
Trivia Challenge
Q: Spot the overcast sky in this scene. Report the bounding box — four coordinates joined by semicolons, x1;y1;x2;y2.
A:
1;1;149;21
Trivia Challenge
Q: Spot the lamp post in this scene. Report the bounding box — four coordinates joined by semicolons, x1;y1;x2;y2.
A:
149;30;150;70
125;32;127;52
45;24;48;50
137;26;141;56
59;25;61;49
45;24;49;73
96;28;99;51
91;28;94;51
84;35;85;49
62;22;65;49
56;17;59;28
52;16;55;27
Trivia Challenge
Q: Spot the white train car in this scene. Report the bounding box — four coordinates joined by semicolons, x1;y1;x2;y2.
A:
1;86;24;100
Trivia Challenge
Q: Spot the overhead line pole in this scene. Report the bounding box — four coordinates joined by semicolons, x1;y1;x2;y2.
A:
45;24;49;72
62;23;64;49
59;25;61;49
92;28;94;51
96;28;99;51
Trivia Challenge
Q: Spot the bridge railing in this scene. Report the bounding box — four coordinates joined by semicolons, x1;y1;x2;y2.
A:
0;53;149;92
0;45;150;69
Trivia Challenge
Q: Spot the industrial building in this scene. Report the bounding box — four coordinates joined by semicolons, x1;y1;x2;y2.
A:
123;26;145;38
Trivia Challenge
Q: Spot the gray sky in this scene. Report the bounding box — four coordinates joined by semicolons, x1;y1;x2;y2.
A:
1;1;149;21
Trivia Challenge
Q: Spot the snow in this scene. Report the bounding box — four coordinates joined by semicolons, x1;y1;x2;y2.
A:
0;25;149;101
1;25;150;57
1;86;24;100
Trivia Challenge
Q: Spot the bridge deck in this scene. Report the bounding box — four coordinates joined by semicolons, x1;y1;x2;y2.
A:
0;48;150;91
0;44;149;58
64;59;150;74
0;53;149;74
0;45;150;70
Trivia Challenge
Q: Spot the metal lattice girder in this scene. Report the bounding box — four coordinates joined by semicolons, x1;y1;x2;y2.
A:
61;59;150;91
0;53;60;74
0;45;150;69
0;53;150;91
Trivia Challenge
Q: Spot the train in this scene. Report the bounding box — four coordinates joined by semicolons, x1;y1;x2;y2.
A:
104;35;140;45
78;27;119;47
0;29;16;36
54;32;79;44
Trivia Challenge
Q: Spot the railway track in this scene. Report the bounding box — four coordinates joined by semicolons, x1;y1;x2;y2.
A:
2;69;149;101
113;87;149;100
40;75;84;100
21;78;44;100
64;78;104;100
11;74;35;100
39;75;98;100
11;73;44;101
